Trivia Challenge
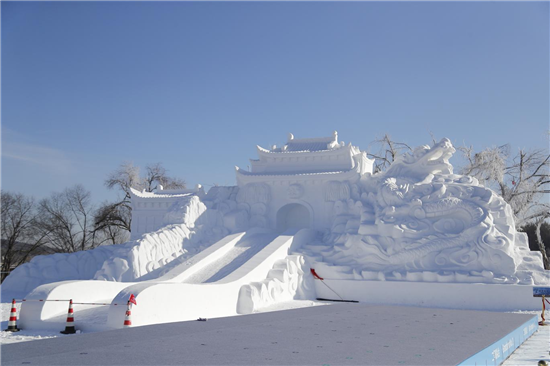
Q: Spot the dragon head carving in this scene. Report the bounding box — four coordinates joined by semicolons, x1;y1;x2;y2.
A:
384;138;455;181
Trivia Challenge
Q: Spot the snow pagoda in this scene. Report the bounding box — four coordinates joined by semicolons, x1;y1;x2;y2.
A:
235;131;374;232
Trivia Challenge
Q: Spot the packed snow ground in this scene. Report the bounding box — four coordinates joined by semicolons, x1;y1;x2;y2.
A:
1;297;548;365
0;295;322;345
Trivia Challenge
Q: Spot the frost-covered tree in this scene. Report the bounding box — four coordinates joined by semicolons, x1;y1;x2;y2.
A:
459;145;549;225
459;144;550;268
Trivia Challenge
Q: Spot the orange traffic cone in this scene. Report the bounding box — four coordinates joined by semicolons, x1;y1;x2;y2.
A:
5;299;20;332
123;301;132;328
60;299;76;334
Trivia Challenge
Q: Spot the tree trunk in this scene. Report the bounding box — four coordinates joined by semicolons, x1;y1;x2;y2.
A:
535;219;550;270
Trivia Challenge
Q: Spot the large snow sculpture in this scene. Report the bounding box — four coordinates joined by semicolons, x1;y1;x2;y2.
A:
311;138;545;284
4;132;548;303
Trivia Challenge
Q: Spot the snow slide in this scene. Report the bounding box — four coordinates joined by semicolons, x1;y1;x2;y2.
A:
106;229;315;328
18;229;316;330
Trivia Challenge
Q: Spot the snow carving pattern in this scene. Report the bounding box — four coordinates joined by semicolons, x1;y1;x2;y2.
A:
324;181;350;202
94;224;195;281
236;183;271;204
236;255;315;314
288;184;304;199
313;138;545;284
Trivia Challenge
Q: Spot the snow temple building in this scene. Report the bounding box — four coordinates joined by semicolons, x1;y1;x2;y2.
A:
128;131;374;237
235;131;374;232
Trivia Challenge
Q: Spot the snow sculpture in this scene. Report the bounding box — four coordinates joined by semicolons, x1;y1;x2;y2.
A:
4;132;548;302
236;131;373;232
237;255;316;314
312;138;546;284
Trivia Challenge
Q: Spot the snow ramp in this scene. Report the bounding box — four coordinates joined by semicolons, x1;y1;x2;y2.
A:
19;229;315;330
106;229;315;328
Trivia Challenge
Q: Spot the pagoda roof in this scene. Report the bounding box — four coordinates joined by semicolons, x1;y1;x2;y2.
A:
235;166;349;177
129;187;196;199
284;136;336;152
234;166;361;182
259;131;343;154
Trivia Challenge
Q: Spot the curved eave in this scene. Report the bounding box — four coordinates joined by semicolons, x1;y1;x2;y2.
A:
129;187;143;198
235;166;360;182
255;143;350;158
130;187;194;199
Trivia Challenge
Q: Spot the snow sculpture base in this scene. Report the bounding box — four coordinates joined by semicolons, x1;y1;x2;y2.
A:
313;279;543;311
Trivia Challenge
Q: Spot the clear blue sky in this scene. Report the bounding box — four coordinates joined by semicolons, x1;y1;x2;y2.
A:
2;1;548;204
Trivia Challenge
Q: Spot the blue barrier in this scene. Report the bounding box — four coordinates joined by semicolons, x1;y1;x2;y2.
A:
533;287;550;297
458;315;538;366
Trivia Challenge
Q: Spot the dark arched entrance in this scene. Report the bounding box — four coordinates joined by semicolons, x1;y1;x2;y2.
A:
276;203;310;232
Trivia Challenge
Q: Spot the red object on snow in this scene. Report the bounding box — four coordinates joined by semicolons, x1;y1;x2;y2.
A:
310;268;324;280
128;294;137;306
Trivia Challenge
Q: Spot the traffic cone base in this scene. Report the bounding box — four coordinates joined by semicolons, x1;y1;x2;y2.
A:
60;327;76;334
60;300;77;334
123;301;132;328
5;299;20;332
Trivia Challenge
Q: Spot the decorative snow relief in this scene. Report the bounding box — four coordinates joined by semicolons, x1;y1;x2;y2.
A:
307;138;545;284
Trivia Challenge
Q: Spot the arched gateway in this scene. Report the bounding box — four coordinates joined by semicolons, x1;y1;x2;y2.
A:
235;131;374;230
276;203;310;232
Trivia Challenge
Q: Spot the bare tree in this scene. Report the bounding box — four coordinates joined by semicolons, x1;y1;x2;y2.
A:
105;162;141;202
1;192;51;282
367;134;412;173
142;163;187;192
94;200;131;240
36;185;97;253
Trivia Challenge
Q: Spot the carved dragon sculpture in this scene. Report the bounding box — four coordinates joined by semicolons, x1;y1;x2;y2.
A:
319;138;528;278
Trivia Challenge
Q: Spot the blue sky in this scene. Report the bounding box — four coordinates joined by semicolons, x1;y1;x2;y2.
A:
2;1;548;204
